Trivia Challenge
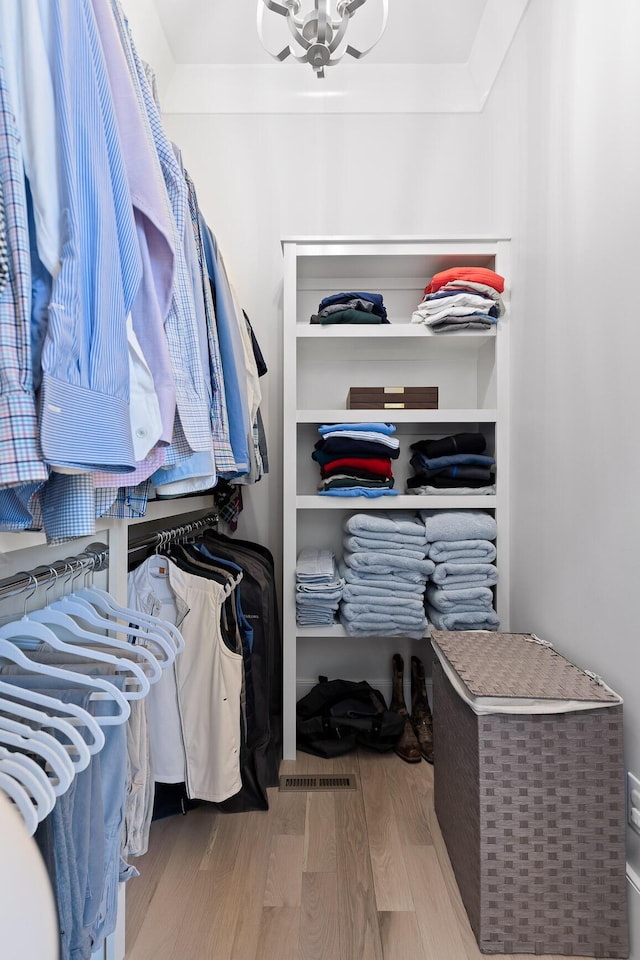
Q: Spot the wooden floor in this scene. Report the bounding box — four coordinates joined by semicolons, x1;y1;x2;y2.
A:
125;750;593;960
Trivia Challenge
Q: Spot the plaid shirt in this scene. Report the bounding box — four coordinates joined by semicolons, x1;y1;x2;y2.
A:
0;49;48;489
96;481;150;520
0;161;8;297
184;170;236;474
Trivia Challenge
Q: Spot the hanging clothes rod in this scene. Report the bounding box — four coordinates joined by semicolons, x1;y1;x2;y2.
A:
0;546;109;602
127;513;218;556
0;514;218;602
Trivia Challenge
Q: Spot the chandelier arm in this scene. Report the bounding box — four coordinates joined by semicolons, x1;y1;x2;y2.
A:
287;14;312;50
316;0;327;46
262;0;305;26
326;14;350;54
344;0;388;59
262;0;292;16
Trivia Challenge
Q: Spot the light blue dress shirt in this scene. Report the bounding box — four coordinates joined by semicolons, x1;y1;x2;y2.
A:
38;0;141;473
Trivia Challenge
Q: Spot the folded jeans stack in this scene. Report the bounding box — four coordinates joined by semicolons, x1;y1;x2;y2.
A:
421;509;499;630
407;432;496;495
411;266;505;332
296;548;345;626
313;422;400;498
340;512;434;639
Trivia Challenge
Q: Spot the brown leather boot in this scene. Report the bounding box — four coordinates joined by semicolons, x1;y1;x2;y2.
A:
410;656;434;764
390;654;421;763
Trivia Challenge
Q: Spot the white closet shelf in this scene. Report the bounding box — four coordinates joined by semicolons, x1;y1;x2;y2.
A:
0;495;216;553
296;324;496;341
296;495;497;510
296;624;431;639
126;495;216;526
297;409;498;424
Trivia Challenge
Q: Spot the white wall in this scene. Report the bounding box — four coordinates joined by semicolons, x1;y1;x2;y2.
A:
502;0;640;946
163;100;516;580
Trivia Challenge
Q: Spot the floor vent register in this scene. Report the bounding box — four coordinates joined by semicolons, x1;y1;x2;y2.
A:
278;774;357;793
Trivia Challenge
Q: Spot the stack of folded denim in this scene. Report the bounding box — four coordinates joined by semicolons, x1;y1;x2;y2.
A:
312;423;400;498
406;432;496;495
310;292;388;325
411;266;505;332
339;512;434;638
421;509;499;630
296;548;345;626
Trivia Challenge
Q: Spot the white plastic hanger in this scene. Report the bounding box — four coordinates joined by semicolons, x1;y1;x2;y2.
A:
0;748;56;818
0;632;130;726
0;696;91;772
0;769;39;835
77;548;185;654
38;563;166;680
63;555;182;659
54;599;168;677
48;604;165;680
18;602;151;701
78;583;184;655
0;678;105;755
0;720;75;795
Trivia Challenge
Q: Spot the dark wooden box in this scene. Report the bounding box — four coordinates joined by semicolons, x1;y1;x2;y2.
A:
346;386;438;410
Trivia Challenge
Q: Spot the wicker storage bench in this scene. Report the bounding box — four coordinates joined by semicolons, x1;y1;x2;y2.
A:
431;630;628;958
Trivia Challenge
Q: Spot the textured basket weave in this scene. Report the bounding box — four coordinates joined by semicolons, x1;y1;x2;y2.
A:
432;634;628;958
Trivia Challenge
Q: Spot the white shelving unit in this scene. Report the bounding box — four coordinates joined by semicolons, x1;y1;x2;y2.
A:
282;236;511;759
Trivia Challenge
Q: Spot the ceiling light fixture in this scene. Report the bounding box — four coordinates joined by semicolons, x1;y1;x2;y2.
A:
257;0;389;79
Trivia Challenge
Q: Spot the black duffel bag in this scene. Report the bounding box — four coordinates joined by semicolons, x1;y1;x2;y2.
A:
296;676;404;758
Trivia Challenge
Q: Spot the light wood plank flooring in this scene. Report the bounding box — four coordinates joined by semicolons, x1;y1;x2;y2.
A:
125;750;594;960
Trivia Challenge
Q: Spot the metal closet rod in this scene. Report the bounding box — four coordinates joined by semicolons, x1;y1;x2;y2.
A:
127;513;218;555
0;544;109;602
0;514;218;602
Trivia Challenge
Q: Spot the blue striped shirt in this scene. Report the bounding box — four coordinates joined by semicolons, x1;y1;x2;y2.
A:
38;0;142;472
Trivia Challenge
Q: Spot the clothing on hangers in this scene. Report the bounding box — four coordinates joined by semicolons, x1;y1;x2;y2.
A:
128;553;243;803
0;0;269;540
0;544;184;960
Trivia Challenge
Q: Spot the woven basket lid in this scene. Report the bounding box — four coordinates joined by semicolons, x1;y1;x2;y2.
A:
431;631;620;703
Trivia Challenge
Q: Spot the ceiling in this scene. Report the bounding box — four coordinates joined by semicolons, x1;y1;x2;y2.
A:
152;0;488;67
127;0;529;114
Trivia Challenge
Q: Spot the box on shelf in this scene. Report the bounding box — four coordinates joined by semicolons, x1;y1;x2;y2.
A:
431;630;628;958
346;386;438;410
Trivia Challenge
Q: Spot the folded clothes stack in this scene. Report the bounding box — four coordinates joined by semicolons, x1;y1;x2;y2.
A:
412;266;505;332
310;291;388;325
421;509;499;631
339;512;433;638
295;548;345;626
313;423;400;498
406;432;496;495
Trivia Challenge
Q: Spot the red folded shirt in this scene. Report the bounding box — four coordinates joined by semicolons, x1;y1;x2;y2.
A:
424;266;505;296
320;456;392;478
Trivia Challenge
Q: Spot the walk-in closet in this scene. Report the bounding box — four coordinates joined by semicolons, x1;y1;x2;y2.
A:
1;2;639;959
